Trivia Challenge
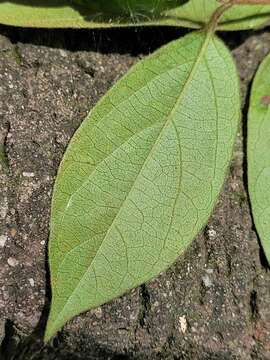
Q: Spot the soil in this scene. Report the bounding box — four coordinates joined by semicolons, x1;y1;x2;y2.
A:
0;24;270;360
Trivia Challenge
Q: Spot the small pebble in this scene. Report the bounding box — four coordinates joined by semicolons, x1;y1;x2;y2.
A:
93;307;103;318
202;274;213;288
22;172;35;177
10;228;17;237
0;201;8;219
207;228;217;238
178;315;187;334
29;278;35;287
59;49;67;57
7;257;19;267
0;235;7;248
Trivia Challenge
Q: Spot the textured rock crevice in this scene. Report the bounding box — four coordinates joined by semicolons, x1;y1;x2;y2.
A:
0;26;270;359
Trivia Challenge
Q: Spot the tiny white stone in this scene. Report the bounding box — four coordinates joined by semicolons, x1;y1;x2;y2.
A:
0;235;7;248
40;240;45;245
7;257;19;267
178;315;187;334
59;49;67;57
207;227;217;238
29;278;35;287
22;172;35;177
93;307;103;318
202;274;213;288
0;201;8;219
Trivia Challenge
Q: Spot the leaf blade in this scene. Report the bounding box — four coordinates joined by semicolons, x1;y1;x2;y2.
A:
0;0;270;30
248;52;270;265
45;30;240;340
0;0;184;28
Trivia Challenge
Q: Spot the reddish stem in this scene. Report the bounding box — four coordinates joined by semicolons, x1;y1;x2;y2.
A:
209;0;270;32
207;1;234;32
220;0;270;4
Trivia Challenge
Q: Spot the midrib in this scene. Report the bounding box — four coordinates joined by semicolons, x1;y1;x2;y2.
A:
52;30;213;328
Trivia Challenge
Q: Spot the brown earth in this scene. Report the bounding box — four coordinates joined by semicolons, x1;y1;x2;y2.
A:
0;25;270;360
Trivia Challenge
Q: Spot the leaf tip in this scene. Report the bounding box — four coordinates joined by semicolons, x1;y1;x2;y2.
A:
44;320;57;343
44;310;62;343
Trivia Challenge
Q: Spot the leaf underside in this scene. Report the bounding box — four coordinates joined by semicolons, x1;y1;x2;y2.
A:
0;0;270;30
45;30;240;341
248;52;270;265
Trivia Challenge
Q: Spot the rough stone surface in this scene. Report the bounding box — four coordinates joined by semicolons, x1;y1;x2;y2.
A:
0;26;270;360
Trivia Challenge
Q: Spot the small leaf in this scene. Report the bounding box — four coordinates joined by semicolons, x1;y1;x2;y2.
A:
248;52;270;265
1;0;270;30
45;30;240;340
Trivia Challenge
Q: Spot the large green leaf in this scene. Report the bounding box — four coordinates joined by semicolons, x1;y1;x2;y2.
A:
45;30;240;340
0;0;270;29
248;52;270;265
0;0;181;28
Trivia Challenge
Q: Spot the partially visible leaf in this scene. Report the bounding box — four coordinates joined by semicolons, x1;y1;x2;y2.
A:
0;0;182;28
248;52;270;265
45;30;240;341
163;0;270;30
0;0;270;30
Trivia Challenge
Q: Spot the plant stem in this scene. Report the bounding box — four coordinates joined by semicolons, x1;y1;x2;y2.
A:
207;1;234;32
208;0;270;32
220;0;270;4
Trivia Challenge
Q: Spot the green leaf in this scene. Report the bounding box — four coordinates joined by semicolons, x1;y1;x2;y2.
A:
164;0;270;30
0;0;182;28
45;30;240;340
1;0;270;30
248;52;270;265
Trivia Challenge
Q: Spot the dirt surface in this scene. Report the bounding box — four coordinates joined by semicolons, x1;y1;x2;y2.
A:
0;25;270;360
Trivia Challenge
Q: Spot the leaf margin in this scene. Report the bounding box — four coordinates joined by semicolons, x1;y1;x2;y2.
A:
248;51;270;266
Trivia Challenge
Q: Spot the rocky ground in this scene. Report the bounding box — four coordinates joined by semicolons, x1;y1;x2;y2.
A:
0;25;270;359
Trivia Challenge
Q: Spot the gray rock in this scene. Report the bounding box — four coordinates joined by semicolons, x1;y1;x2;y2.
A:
0;28;270;360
